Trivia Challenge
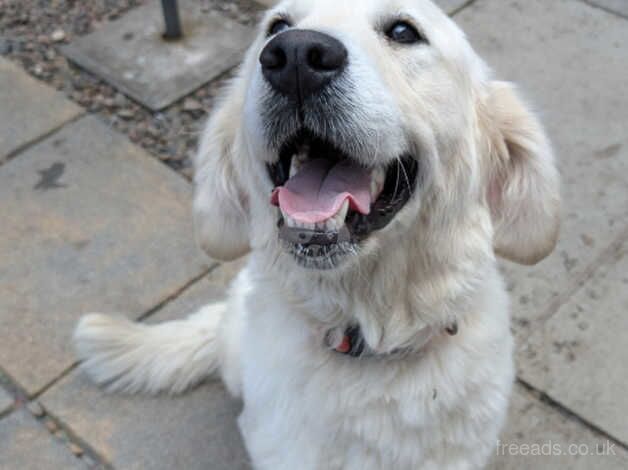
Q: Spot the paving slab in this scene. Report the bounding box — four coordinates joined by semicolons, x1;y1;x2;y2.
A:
0;115;211;395
62;0;255;110
0;57;83;163
436;0;471;14
519;237;628;445
488;386;628;469
585;0;628;18
457;0;628;355
41;264;250;470
148;258;247;324
0;408;86;469
0;386;14;415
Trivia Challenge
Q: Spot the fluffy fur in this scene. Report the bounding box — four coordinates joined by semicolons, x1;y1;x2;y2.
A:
75;1;560;468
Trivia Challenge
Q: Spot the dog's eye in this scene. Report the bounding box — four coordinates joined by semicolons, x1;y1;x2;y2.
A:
268;19;292;36
386;21;425;45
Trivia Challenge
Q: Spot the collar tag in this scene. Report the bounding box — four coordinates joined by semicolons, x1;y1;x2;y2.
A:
327;321;457;359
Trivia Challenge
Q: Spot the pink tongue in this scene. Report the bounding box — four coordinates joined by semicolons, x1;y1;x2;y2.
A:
271;159;372;224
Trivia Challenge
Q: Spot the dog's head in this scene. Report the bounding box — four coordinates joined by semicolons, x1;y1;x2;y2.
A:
194;0;559;279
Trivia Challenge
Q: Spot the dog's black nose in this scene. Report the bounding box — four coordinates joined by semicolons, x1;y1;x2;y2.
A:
260;30;348;101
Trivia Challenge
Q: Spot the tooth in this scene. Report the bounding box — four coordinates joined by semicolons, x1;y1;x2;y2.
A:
289;154;301;178
282;210;297;228
290;147;310;178
337;199;350;223
370;167;386;199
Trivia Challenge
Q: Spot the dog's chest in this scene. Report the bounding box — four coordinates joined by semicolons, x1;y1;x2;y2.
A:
236;307;445;469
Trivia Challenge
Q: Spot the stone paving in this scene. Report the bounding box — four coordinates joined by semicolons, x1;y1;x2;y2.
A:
0;0;627;469
62;0;255;110
0;410;87;470
0;114;212;396
0;58;83;163
0;386;14;416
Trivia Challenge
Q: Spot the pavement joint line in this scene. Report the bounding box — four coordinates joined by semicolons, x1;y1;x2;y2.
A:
531;220;628;329
516;378;628;452
137;261;221;322
32;362;81;401
0;110;86;168
0;366;31;406
450;0;478;16
0;404;16;421
581;0;628;21
27;264;220;401
35;407;114;470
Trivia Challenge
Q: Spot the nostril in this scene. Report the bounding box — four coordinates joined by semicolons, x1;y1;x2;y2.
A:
306;44;348;72
307;47;324;70
260;46;287;70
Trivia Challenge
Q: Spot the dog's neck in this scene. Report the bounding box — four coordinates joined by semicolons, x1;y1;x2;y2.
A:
254;205;496;355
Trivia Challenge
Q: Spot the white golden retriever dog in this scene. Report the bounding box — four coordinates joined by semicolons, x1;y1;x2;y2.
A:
75;0;560;468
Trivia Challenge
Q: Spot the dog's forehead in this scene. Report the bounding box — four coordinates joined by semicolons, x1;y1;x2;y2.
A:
268;0;466;55
274;0;446;27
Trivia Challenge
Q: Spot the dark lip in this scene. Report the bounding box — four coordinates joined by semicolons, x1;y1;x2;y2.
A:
267;130;419;268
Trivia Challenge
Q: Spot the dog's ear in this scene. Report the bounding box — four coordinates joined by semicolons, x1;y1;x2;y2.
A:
482;81;560;265
193;78;251;262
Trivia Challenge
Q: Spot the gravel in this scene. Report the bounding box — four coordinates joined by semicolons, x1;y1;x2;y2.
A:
0;0;264;178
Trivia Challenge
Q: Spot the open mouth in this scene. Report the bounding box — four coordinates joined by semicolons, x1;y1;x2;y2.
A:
267;130;418;269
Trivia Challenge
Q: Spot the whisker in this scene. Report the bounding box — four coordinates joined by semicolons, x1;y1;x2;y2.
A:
398;157;413;197
392;158;402;202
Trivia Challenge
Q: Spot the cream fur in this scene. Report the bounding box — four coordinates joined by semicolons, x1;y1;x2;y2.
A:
74;1;560;468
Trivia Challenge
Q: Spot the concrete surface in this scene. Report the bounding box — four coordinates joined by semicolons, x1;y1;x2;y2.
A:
0;58;83;162
488;386;628;469
0;387;14;415
40;266;249;470
41;374;248;470
457;0;628;355
0;115;211;395
435;0;472;13
0;409;86;470
520;238;628;445
585;0;628;18
62;0;255;110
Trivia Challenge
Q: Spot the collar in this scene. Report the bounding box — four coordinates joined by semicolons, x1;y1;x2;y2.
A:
328;321;459;359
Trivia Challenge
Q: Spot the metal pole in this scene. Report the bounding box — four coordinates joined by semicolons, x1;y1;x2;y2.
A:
161;0;183;40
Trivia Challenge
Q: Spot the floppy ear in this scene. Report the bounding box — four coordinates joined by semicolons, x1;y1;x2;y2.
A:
482;82;560;265
193;78;251;262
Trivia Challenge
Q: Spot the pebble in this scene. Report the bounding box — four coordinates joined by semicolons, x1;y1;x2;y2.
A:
181;166;194;179
45;419;59;433
1;0;239;181
27;401;45;418
113;92;127;107
102;97;116;108
50;29;66;42
117;108;135;119
69;442;84;456
183;98;204;112
0;39;12;55
147;125;161;137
